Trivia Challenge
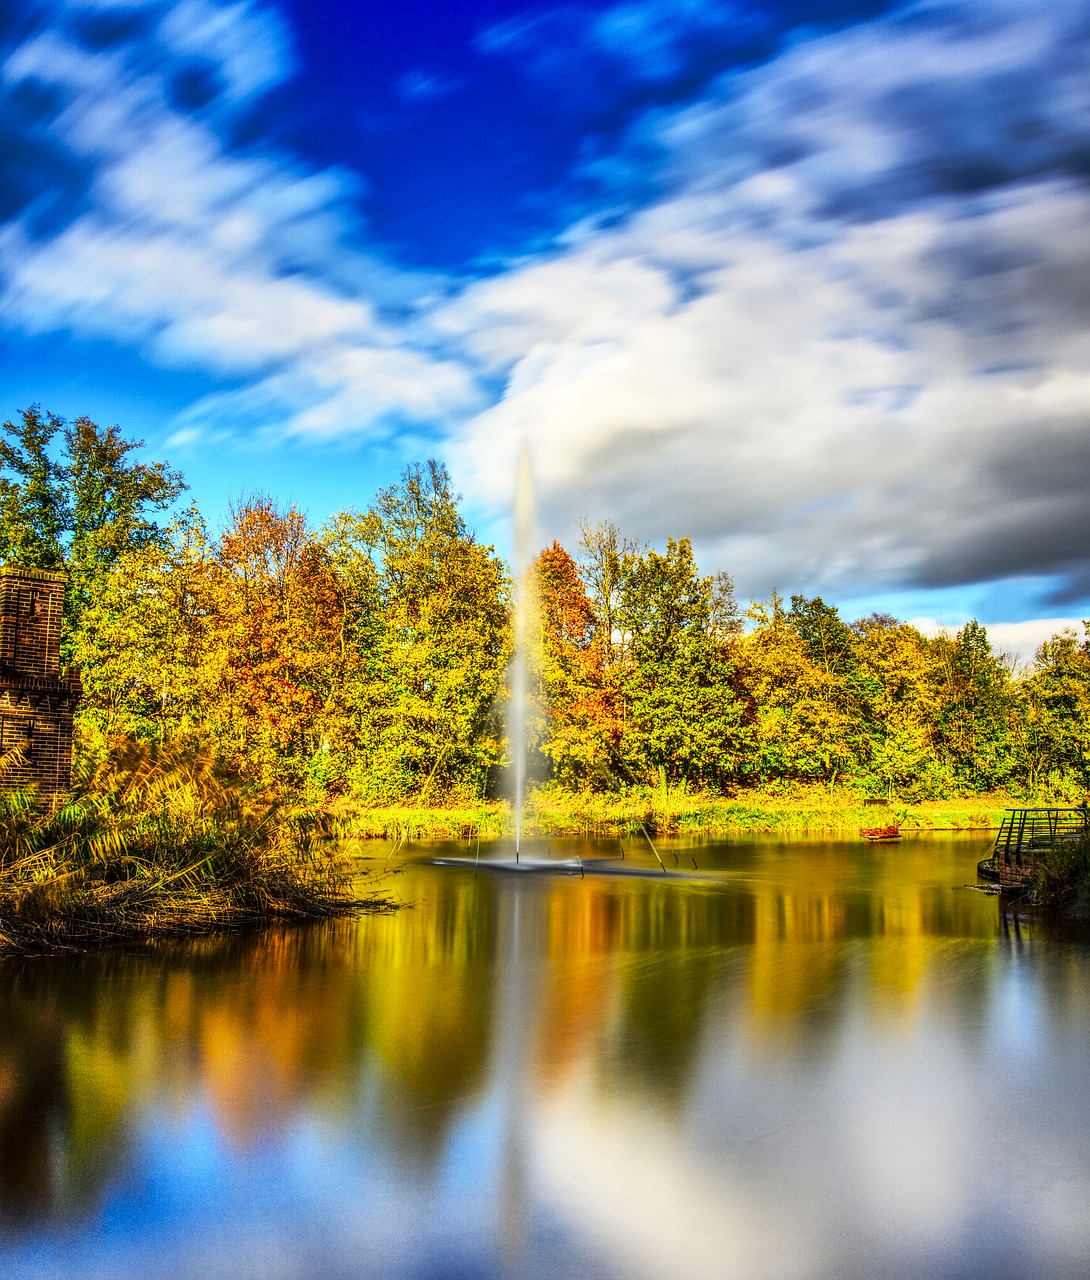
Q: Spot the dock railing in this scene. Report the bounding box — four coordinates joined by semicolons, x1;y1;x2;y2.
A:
993;807;1089;887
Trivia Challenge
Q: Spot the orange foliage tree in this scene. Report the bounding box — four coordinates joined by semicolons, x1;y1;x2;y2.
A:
532;541;619;787
209;499;346;788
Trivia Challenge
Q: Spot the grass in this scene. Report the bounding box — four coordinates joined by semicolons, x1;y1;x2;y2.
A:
1031;834;1090;915
0;739;391;956
331;800;508;842
335;783;1010;841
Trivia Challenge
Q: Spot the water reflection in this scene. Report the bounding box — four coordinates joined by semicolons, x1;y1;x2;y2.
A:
1;836;1090;1279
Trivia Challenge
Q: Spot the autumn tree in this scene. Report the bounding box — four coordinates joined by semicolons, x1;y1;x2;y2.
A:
532;541;619;787
75;499;346;790
209;498;346;789
73;506;218;747
11;401;1066;806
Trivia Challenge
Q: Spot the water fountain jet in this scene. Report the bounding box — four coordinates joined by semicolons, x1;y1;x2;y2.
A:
426;442;584;875
510;439;537;861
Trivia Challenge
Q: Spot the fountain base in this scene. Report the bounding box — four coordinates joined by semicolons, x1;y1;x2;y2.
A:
427;855;582;875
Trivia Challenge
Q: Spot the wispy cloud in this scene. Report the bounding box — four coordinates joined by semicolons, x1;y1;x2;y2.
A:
478;0;770;89
0;1;475;446
396;69;466;103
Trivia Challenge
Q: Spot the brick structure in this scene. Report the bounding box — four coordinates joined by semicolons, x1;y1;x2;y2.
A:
997;841;1031;888
0;567;80;803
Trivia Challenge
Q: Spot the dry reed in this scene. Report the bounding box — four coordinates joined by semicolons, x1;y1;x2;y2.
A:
0;739;390;955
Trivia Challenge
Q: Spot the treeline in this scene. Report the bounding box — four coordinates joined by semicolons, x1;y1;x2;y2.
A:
3;406;1089;803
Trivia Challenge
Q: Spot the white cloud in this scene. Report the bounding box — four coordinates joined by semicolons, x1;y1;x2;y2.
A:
440;178;1090;595
171;342;480;444
479;0;768;88
437;0;1090;607
396;69;465;102
910;617;1089;666
4;214;380;372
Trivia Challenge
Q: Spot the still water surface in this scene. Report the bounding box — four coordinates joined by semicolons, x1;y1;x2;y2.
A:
2;834;1090;1279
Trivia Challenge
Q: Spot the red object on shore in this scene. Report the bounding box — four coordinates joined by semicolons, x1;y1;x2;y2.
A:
860;824;901;842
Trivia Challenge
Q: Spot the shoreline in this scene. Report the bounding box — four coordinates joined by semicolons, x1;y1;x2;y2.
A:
0;859;394;957
335;790;1015;841
1;787;1017;954
0;889;387;958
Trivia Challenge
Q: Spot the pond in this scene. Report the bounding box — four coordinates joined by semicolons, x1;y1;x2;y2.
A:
2;833;1090;1280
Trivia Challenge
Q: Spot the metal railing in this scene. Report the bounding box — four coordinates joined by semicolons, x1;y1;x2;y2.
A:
993;807;1089;883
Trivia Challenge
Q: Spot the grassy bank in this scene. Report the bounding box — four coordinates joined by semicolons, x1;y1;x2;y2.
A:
0;741;389;957
1031;835;1090;916
337;785;1011;841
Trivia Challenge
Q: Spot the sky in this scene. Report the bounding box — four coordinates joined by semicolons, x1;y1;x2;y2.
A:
1;0;1088;655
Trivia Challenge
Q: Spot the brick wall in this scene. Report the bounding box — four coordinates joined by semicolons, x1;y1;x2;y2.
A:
0;567;80;804
997;845;1033;887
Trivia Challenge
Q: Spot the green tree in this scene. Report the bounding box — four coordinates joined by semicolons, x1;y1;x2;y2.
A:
0;406;185;659
0;405;68;568
327;461;509;802
616;537;749;787
1020;624;1090;797
935;620;1016;791
742;592;851;785
72;506;218;747
62;415;184;651
851;615;950;798
577;519;643;669
787;594;855;676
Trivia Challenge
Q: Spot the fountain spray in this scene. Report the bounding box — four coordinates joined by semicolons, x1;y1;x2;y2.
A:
511;439;537;861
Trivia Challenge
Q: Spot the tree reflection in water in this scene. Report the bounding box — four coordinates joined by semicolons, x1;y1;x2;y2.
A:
1;835;1089;1280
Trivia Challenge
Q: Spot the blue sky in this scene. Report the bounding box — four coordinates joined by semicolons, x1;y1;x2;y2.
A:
1;0;1088;650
